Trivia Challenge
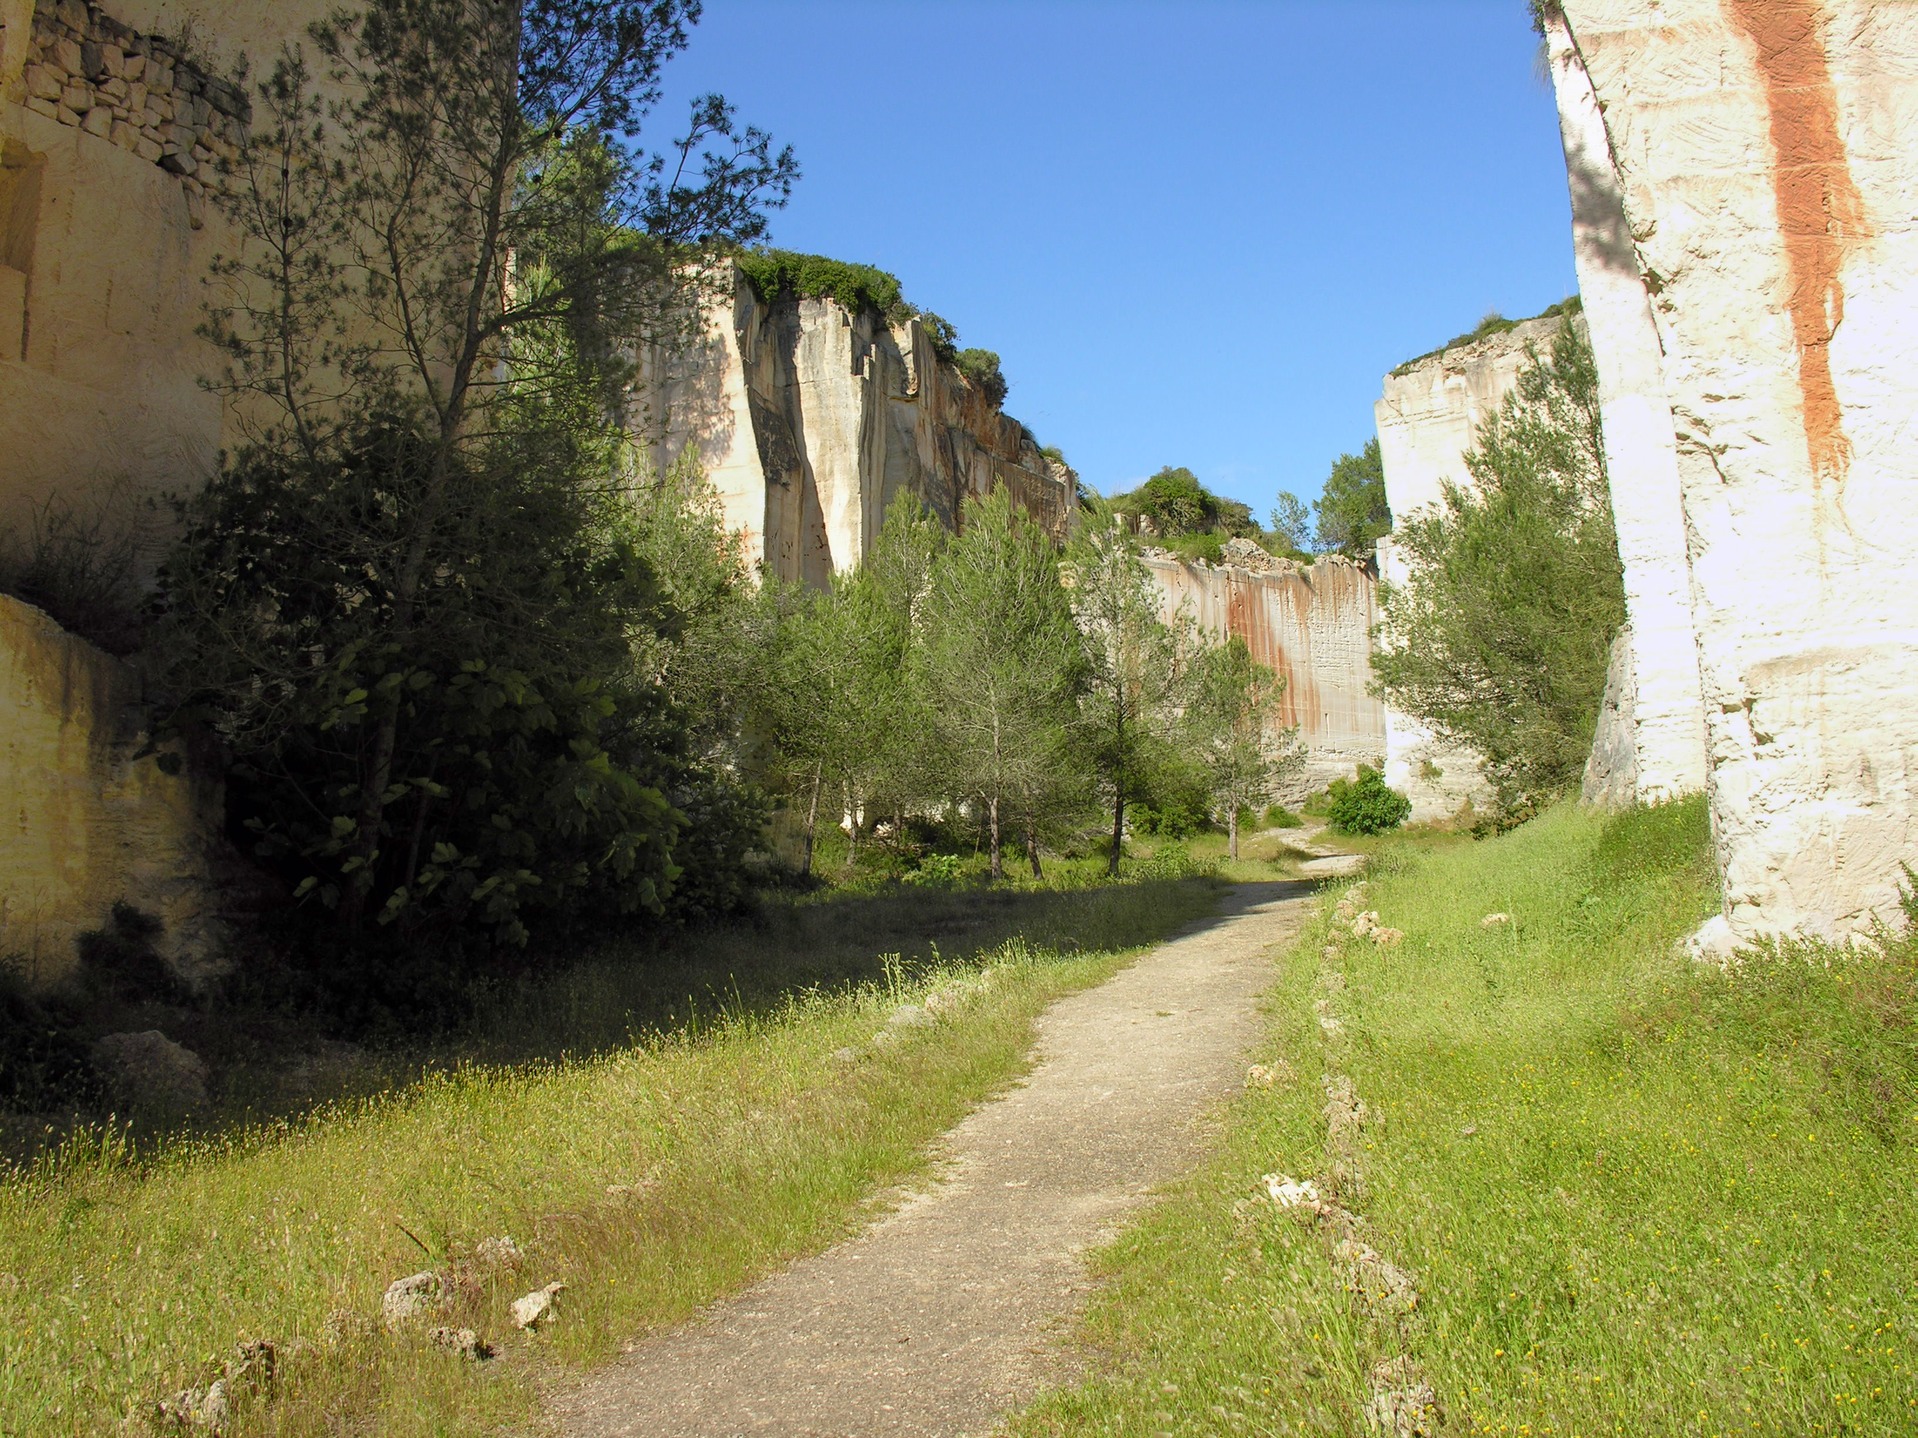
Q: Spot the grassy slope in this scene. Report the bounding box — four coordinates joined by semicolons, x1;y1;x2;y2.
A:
0;879;1223;1436
1010;800;1918;1437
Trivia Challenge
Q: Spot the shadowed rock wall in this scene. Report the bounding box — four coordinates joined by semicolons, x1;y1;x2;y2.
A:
1553;0;1918;943
632;269;1075;584
0;593;226;986
1144;553;1384;801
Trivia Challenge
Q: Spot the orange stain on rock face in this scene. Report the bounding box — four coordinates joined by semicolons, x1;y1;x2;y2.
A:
1724;0;1866;486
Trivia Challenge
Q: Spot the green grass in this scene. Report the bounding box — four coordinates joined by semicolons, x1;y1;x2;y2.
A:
0;878;1225;1435
1009;798;1918;1437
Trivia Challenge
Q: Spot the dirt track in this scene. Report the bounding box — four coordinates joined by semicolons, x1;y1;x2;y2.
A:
555;879;1316;1438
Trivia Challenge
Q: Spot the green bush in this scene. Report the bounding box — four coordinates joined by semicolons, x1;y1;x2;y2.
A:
156;418;710;1025
901;853;966;888
1261;803;1303;829
954;348;1007;407
735;250;908;321
1326;766;1411;835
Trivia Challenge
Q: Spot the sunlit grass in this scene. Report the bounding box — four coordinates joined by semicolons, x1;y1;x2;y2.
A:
1011;798;1918;1436
0;878;1224;1435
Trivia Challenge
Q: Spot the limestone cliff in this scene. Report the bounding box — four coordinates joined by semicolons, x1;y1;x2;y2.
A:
631;267;1076;584
1550;0;1918;944
1144;548;1384;800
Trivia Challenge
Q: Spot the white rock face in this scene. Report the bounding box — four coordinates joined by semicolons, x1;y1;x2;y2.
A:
1373;319;1562;821
1142;552;1384;799
630;268;1074;583
1555;0;1918;941
1547;14;1710;804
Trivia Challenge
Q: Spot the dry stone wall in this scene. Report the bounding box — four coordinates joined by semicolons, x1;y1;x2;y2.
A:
1553;0;1918;943
1144;549;1384;801
15;0;247;231
631;269;1075;584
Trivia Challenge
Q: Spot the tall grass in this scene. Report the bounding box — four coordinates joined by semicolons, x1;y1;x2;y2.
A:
1011;799;1918;1436
0;878;1223;1435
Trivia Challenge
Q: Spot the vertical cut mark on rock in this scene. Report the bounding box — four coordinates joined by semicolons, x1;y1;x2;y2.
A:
1724;0;1865;488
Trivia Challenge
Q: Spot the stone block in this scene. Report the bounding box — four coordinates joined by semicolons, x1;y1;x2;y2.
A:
24;65;63;101
55;104;81;127
24;96;59;120
50;38;83;74
124;54;145;82
160;148;197;177
81;106;112;138
110;120;139;151
135;134;162;163
60;82;92;112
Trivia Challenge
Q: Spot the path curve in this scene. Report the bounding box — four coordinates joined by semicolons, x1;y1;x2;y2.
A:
556;880;1316;1438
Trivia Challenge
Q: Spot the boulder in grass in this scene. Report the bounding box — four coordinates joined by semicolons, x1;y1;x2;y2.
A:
381;1271;443;1329
510;1281;565;1330
91;1030;208;1111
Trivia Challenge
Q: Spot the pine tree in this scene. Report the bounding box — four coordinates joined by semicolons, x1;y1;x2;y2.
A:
914;491;1086;880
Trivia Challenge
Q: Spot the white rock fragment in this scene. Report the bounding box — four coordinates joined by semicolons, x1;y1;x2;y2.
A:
1261;1173;1320;1208
380;1271;443;1329
472;1235;523;1270
510;1281;565;1330
1479;912;1511;928
428;1325;487;1359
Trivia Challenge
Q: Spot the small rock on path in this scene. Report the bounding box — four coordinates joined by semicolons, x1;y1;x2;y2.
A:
555;880;1316;1438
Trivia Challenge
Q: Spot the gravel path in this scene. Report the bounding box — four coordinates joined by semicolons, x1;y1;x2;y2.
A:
555;879;1317;1438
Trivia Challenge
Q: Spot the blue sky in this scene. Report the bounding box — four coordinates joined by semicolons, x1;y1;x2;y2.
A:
652;0;1575;517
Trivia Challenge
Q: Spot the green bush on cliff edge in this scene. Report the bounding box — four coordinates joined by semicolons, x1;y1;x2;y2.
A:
735;249;909;322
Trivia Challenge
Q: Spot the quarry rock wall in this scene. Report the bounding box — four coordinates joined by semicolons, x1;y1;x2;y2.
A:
0;592;227;987
1554;0;1918;942
1143;552;1384;801
1372;318;1562;821
1547;12;1710;805
0;1;331;542
632;270;1075;584
0;2;326;986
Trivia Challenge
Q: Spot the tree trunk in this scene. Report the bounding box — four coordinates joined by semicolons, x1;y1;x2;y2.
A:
1228;805;1239;861
802;768;822;878
1107;711;1125;877
1025;816;1043;880
844;784;858;870
988;795;1003;882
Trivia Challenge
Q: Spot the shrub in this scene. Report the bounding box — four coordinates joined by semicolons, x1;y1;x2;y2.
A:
0;488;148;655
155;418;696;1020
735;249;907;320
919;311;959;360
901;853;965;888
954;348;1007;407
1262;803;1303;829
1326;767;1411;836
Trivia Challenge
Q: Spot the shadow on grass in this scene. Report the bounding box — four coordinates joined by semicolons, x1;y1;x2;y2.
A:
5;874;1289;1166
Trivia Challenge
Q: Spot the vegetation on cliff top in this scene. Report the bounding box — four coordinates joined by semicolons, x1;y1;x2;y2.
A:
734;250;1013;408
1391;293;1584;376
